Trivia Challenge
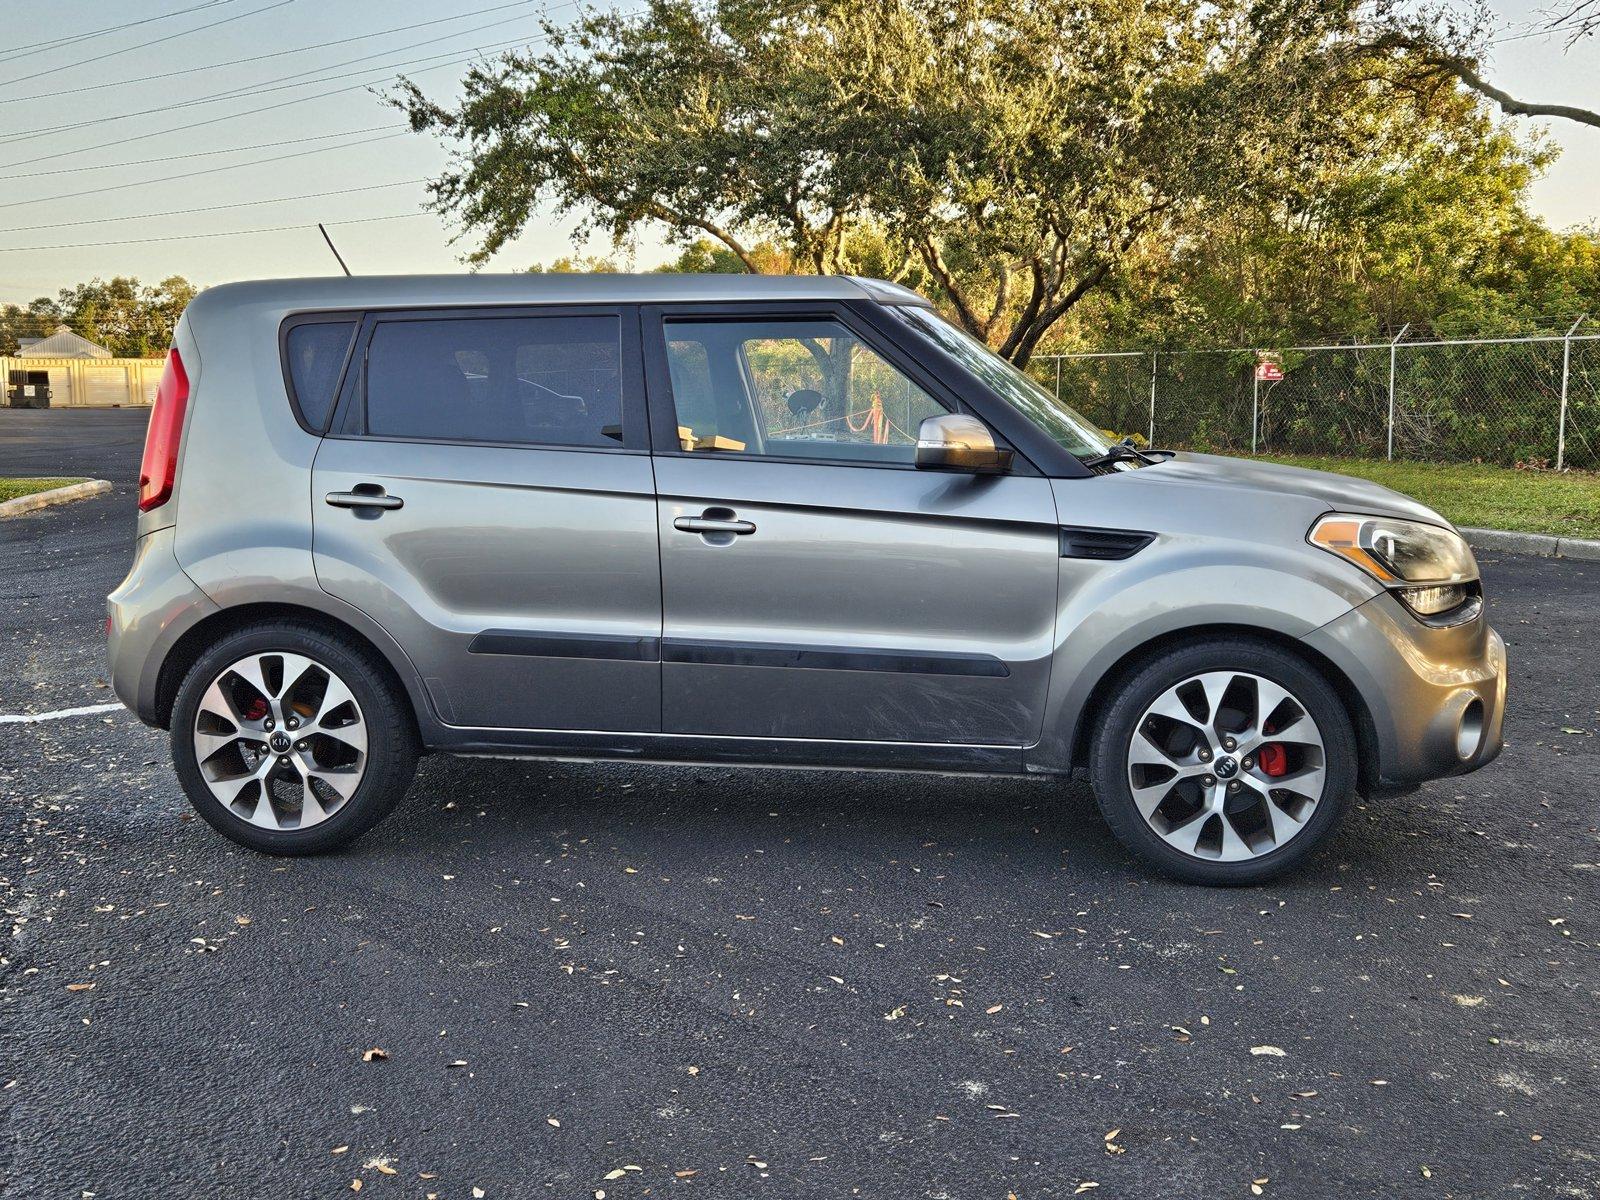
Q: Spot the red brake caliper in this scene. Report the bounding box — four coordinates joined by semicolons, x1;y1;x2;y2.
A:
1258;743;1289;778
241;696;269;722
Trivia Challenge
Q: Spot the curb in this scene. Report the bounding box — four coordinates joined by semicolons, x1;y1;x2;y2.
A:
0;478;112;518
1463;526;1600;562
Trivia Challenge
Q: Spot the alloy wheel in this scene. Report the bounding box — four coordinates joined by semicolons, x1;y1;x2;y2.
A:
1126;670;1327;862
191;651;368;830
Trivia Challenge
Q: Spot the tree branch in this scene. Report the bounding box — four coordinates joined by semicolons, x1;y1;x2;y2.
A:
642;201;764;273
1008;262;1110;368
1368;33;1600;129
997;258;1046;361
984;260;1011;337
916;235;987;338
554;142;766;273
1429;53;1600;128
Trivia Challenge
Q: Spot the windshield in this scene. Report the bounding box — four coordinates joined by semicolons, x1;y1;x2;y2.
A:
891;306;1111;458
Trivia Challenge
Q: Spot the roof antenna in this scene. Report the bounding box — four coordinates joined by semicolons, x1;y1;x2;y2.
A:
318;222;352;276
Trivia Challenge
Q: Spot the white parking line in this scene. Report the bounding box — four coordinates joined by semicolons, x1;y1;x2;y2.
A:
0;702;124;725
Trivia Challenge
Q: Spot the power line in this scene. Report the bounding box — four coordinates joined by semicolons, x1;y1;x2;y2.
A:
0;0;541;104
0;34;552;168
0;132;411;211
0;30;552;153
0;1;243;66
0;179;427;234
0;0;301;91
0;212;432;255
1;11;550;142
5;125;403;178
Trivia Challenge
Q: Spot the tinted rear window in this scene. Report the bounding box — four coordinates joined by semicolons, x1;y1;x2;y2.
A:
357;315;623;447
284;320;356;431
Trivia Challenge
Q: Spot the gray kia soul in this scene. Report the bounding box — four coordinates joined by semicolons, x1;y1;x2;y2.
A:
107;274;1506;883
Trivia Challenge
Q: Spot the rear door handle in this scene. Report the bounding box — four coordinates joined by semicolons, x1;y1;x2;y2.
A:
325;487;403;511
674;516;756;535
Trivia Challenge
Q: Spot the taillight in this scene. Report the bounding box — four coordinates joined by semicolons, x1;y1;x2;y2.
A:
138;348;189;512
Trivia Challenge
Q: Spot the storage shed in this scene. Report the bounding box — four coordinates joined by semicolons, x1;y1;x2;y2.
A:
3;327;164;407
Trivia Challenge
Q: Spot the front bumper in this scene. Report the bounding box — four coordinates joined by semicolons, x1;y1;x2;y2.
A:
1301;591;1505;789
106;526;217;727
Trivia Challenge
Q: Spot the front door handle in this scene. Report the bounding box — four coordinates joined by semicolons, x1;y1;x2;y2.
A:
325;486;404;511
674;515;756;535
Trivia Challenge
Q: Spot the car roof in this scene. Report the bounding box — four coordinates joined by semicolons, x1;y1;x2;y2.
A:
186;272;933;316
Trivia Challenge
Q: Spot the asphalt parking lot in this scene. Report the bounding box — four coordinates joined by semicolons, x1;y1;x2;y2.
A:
1;408;1595;1199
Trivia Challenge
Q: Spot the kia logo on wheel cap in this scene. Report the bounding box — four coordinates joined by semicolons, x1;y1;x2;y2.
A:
269;731;292;754
1215;756;1239;778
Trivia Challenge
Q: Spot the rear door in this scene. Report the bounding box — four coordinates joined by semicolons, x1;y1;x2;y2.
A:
642;303;1062;749
310;305;661;732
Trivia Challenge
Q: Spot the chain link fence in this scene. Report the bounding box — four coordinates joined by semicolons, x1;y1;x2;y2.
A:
1034;325;1600;469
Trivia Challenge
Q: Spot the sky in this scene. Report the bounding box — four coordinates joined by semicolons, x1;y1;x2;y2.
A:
0;0;1595;306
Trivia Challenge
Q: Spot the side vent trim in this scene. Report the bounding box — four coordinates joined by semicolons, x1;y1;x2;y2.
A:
1059;526;1155;561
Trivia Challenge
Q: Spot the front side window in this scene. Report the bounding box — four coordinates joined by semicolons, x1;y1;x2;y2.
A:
662;318;950;465
890;305;1110;458
356;314;623;447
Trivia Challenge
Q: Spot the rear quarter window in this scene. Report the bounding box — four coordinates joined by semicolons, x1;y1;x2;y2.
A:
283;319;357;431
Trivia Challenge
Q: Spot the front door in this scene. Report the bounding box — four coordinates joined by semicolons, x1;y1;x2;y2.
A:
312;306;661;732
643;306;1061;747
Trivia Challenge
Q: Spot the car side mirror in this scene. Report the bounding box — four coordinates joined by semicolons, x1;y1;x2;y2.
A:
915;413;1014;474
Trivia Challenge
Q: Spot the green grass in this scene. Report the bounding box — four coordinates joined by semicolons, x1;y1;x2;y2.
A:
1259;456;1600;541
0;477;83;503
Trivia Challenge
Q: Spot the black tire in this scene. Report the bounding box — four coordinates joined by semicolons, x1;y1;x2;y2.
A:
1088;638;1356;885
170;621;419;855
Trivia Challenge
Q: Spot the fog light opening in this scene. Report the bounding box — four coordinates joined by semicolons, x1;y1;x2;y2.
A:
1456;699;1486;762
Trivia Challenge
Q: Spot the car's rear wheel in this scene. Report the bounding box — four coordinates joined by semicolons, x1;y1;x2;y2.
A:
170;623;418;855
1088;639;1356;884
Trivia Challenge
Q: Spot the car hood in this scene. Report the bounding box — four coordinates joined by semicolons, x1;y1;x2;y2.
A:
1123;452;1452;528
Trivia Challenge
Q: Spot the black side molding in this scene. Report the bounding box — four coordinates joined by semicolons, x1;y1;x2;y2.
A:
468;630;660;661
469;630;1009;677
661;639;1009;678
1059;526;1155;561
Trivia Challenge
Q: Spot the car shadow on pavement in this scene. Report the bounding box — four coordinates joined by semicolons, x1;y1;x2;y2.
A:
347;752;1477;896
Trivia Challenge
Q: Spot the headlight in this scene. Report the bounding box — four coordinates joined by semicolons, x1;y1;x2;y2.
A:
1309;513;1479;620
1397;582;1472;616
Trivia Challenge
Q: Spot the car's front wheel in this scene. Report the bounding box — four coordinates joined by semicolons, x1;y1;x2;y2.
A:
170;622;418;855
1089;639;1356;884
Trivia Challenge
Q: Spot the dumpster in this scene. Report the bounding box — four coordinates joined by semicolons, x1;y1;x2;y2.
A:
7;370;50;408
